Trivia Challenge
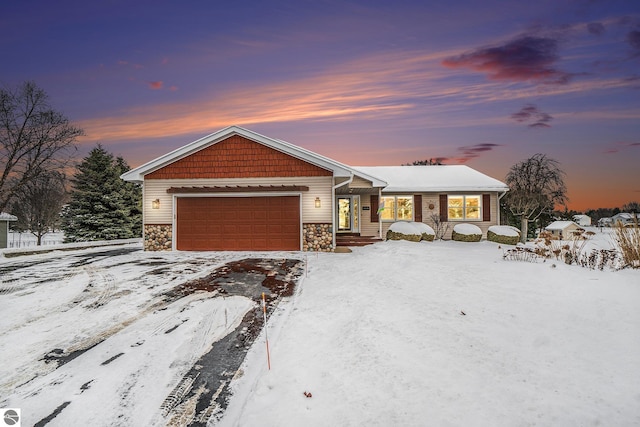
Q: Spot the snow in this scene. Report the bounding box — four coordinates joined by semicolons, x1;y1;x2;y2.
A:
0;212;18;221
453;223;482;235
488;225;520;237
388;221;435;236
221;230;640;427
354;165;509;192
545;221;580;231
2;231;639;426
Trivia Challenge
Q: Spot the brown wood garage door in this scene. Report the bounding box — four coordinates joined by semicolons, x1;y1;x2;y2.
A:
176;196;300;251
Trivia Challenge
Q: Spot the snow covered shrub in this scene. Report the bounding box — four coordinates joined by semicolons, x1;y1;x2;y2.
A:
487;225;520;245
451;223;482;242
614;220;640;268
386;221;435;242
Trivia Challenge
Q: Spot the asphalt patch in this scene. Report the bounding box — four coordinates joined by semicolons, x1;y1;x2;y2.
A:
161;258;304;426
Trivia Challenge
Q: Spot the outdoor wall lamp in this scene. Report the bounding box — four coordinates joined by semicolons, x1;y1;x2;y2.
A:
152;199;160;209
315;197;321;208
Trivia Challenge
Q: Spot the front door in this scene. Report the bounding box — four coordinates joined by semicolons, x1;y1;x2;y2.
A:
337;196;359;233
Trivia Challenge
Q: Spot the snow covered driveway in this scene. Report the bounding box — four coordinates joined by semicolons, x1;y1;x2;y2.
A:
0;245;303;426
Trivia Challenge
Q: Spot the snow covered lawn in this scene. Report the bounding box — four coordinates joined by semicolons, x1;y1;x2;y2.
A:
1;230;639;426
222;233;640;426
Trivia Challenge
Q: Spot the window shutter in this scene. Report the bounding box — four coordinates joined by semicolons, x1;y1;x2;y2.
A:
483;194;491;221
414;195;422;222
371;195;379;222
439;194;448;221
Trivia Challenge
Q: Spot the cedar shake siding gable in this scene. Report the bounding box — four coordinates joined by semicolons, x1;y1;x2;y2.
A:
146;135;333;179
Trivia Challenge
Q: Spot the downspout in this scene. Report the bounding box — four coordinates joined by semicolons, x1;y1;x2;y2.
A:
332;173;354;250
498;190;508;225
378;187;383;239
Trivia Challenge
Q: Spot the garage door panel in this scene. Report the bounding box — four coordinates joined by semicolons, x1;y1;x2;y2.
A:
177;196;300;251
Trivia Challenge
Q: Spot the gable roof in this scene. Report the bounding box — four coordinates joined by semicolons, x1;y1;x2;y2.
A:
353;165;509;193
0;212;17;221
545;221;580;231
121;125;386;187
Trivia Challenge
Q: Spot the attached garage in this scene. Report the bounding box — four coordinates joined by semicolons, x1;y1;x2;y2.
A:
176;196;301;251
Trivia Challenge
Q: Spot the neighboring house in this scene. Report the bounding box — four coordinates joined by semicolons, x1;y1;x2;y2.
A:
597;217;613;227
545;221;582;239
0;212;18;249
611;212;637;226
121;126;509;251
573;214;591;226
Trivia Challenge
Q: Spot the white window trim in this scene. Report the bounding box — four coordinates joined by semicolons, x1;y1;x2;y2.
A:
448;195;483;221
380;195;414;222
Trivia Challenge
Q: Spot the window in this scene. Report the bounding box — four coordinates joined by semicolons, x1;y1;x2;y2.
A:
448;195;481;220
380;196;413;221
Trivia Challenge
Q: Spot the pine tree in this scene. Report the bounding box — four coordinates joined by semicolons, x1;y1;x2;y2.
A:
61;145;142;242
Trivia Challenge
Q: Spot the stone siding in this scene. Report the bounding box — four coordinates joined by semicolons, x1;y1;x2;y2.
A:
303;223;333;252
144;224;172;251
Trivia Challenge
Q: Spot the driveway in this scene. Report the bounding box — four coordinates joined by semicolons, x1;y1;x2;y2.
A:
0;244;303;426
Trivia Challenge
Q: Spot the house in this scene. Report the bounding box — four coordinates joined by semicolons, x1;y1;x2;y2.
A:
573;214;591;226
0;212;18;249
611;212;637;226
545;221;583;239
597;217;613;227
121;126;509;251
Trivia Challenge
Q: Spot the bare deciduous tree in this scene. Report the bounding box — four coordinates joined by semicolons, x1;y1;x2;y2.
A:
429;212;449;240
9;170;67;245
503;153;568;243
0;81;83;212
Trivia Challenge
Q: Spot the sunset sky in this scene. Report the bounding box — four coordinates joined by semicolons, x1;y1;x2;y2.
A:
2;0;639;211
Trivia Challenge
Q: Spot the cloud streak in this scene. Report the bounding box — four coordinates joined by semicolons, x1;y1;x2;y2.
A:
604;141;640;154
511;104;553;128
442;35;574;84
453;143;502;163
75;47;639;144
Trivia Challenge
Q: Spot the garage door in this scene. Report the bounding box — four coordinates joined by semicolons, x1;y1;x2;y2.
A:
176;196;300;251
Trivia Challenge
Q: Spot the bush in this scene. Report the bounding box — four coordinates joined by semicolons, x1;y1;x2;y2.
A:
614;220;640;268
386;231;422;242
386;221;435;242
452;223;482;242
487;225;520;245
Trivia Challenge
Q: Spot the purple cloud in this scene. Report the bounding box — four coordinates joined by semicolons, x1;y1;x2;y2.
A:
587;22;605;35
628;30;640;54
604;141;640;154
511;104;553;128
454;143;502;163
442;36;574;84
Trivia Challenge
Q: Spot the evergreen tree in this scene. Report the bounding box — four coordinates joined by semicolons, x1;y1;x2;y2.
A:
61;145;141;242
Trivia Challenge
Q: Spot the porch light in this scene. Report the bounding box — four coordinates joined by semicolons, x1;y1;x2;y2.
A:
315;197;321;208
152;199;160;209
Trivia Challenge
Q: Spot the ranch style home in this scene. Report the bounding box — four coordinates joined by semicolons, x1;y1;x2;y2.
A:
121;126;509;251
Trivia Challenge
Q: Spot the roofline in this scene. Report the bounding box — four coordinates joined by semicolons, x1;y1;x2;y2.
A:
121;125;382;183
381;186;509;192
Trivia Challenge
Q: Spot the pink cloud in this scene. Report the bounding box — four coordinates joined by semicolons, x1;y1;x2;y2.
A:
148;81;164;90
